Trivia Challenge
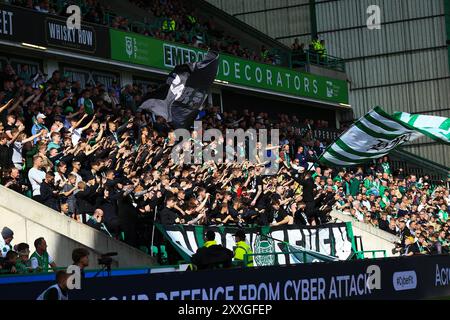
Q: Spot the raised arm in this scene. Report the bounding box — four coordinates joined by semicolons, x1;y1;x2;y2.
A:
80;115;96;132
0;99;13;114
22;131;43;144
69;113;88;131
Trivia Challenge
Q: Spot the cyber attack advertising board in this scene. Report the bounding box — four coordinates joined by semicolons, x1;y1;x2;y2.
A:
109;29;349;105
2;255;450;300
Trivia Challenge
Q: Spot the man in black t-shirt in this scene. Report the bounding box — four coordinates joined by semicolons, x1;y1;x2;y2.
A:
159;197;180;225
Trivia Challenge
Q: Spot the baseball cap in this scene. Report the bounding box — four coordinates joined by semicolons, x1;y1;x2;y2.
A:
36;113;46;120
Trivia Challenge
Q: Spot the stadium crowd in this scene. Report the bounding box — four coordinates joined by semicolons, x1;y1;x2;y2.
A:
0;62;449;267
9;0;279;65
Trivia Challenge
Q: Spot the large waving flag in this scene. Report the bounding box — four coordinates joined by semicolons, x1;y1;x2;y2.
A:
319;107;422;167
138;51;219;129
393;111;450;144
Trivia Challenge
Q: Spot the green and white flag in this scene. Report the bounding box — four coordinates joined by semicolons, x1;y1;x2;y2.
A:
319;107;422;167
319;106;450;167
393;111;450;144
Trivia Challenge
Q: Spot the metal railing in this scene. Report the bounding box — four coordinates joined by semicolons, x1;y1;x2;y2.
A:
242;248;386;267
292;50;346;72
349;250;387;260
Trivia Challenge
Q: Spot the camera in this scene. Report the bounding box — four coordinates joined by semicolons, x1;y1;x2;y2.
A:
97;252;117;266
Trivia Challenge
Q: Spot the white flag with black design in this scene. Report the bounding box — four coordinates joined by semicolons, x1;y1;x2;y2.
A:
138;51;219;129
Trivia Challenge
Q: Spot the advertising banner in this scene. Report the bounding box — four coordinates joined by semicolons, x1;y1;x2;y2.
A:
110;29;349;104
156;223;355;266
1;255;450;300
0;4;110;58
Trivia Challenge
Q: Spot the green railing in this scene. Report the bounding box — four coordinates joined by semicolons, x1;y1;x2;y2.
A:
292;49;346;72
242;249;386;267
241;250;335;268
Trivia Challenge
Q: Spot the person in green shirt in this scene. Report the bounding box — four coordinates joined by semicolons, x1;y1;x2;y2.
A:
78;89;94;115
30;237;57;273
438;204;449;223
15;243;32;274
381;156;391;175
333;170;345;183
344;174;360;197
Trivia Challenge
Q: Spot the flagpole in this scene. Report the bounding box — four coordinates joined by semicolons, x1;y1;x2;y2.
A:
150;206;158;257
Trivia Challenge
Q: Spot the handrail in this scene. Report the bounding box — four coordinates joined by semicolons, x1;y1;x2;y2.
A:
242;250;337;267
350;250;387;260
0;264;187;278
292;49;346;72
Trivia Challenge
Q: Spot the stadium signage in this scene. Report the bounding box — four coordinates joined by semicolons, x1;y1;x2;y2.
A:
45;17;95;52
0;4;110;58
156;223;355;265
110;29;349;104
392;271;417;291
435;264;450;287
0;9;13;35
3;255;450;300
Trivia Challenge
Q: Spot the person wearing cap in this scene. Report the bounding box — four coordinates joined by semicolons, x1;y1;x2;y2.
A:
190;230;233;270
15;243;32;274
0;227;14;258
31;113;48;142
233;229;254;267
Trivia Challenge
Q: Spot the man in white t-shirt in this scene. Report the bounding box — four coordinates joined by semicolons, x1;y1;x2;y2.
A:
70;160;83;185
28;155;46;202
0;227;14;258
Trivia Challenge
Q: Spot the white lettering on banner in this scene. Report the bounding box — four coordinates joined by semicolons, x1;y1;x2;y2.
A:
48;22;93;46
222;60;230;76
357;274;365;295
0;10;13;35
313;79;318;94
255;67;262;83
329;277;337;299
276;72;283;87
392;271;417;291
266;69;272;85
285;73;291;88
244;65;251;81
163;44;205;67
435;264;450;286
102;295;149;300
234;62;241;79
304;77;310;92
165;225;353;266
153;271;378;301
294;75;301;90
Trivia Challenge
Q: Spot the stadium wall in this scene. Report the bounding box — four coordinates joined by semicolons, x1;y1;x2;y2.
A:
331;211;399;258
0;186;156;268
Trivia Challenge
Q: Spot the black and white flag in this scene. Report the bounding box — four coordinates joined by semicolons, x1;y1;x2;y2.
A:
138;50;219;129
